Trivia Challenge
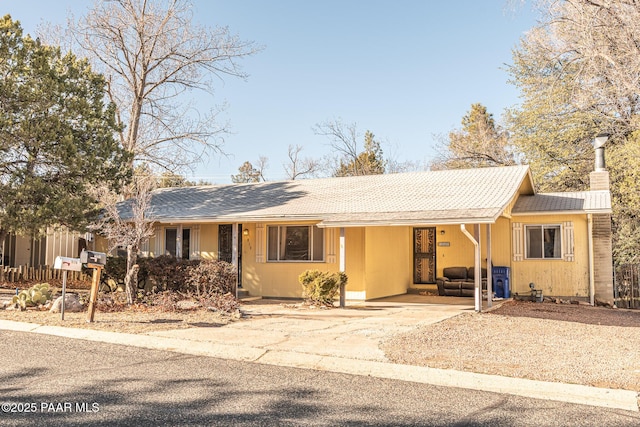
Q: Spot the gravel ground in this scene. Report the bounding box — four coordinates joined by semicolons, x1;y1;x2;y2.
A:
381;300;640;391
0;302;235;333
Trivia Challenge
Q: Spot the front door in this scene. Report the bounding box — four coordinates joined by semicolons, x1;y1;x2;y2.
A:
218;224;242;287
414;227;436;284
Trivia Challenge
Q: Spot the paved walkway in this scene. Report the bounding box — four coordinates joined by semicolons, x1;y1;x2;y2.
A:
1;294;638;412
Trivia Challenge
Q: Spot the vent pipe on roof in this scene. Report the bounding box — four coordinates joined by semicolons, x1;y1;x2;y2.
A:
592;133;609;172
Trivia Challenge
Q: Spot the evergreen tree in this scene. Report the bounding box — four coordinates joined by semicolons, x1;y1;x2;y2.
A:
334;131;386;177
231;161;262;183
432;103;516;170
0;16;129;242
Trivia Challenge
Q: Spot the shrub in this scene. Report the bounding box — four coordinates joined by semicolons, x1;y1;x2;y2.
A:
12;283;54;310
140;255;195;292
298;270;347;306
183;259;238;312
185;259;237;297
102;256;127;291
94;256;240;312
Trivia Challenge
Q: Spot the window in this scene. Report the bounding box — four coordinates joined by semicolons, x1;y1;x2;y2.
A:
267;225;324;262
165;228;177;257
525;225;561;259
165;227;191;259
182;228;190;259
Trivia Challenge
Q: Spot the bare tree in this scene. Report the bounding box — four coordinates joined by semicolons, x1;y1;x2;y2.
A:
69;0;261;172
284;145;320;180
255;155;269;182
314;119;385;176
91;174;156;304
519;0;640;136
313;119;360;171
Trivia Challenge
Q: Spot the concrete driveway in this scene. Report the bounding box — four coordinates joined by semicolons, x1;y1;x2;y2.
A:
146;295;473;362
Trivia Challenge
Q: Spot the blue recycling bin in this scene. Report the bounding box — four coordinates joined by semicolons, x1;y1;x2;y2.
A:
492;266;511;299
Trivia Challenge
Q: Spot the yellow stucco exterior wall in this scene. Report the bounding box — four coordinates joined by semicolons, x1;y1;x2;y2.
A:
128;210;591;301
198;224;219;260
363;226;412;300
433;219;512;278
241;223;341;298
510;214;589;298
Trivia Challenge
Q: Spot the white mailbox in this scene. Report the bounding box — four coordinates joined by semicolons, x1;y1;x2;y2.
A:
53;256;83;272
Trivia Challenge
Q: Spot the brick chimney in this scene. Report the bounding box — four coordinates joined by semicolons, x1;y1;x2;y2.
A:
589;133;614;305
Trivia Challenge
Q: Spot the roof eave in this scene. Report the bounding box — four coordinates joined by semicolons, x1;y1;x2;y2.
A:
152;215;325;224
511;209;612;216
318;217;498;228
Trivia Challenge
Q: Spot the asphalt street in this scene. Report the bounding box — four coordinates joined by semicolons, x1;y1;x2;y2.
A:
1;331;639;426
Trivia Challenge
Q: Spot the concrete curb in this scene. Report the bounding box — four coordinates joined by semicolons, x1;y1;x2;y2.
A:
1;319;638;412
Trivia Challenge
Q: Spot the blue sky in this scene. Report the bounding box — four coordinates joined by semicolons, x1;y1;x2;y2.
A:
4;0;539;183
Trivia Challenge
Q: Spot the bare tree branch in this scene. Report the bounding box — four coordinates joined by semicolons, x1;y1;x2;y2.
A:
68;0;262;172
90;173;156;304
284;145;320;180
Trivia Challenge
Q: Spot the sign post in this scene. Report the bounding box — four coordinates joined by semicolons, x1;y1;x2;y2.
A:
53;256;83;320
86;267;102;323
80;250;107;323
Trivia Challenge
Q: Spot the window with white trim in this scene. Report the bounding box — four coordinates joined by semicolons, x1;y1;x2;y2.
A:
267;225;324;262
525;225;562;259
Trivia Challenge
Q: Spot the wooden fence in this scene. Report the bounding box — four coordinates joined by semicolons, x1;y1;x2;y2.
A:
0;264;92;285
615;264;640;309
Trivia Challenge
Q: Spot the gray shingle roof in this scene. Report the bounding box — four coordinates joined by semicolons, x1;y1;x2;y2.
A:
512;191;611;215
126;165;534;226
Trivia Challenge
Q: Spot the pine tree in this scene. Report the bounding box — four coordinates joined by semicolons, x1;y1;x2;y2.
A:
0;15;129;243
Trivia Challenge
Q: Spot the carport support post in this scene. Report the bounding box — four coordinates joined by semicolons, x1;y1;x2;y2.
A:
232;223;239;300
339;227;346;308
460;224;482;312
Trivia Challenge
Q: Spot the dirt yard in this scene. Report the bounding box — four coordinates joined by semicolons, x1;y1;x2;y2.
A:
489;299;640;327
382;299;640;391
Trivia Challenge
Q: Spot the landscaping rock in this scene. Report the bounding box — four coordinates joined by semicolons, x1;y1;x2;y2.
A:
50;294;85;313
176;300;200;310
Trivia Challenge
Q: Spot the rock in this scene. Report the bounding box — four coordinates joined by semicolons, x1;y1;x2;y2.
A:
143;277;158;293
595;299;615;308
49;294;85;313
176;300;200;310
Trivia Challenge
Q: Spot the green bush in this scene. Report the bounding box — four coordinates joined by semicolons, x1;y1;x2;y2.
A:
298;270;347;306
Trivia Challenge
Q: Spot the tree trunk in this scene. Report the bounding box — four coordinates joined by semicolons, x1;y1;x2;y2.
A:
124;244;139;305
0;228;6;265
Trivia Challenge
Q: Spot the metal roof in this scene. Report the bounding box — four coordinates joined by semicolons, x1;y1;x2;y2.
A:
512;191;612;215
123;165;535;226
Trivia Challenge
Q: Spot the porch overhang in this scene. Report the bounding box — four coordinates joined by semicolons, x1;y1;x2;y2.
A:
315;209;504;228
